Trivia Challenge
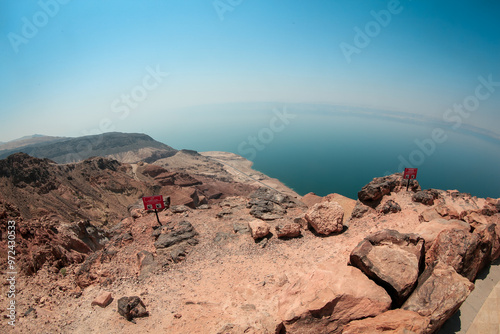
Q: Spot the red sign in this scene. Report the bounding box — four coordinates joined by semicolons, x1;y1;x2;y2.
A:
142;195;165;210
403;168;418;180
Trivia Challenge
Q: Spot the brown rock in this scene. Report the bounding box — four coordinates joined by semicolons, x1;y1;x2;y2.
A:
412;190;438;206
276;222;301;239
418;208;441;222
91;291;113;308
305;201;344;235
278;265;391;334
402;261;475;334
117;296;149;321
414;218;470;252
248;220;270;239
342;309;430;334
475;223;500;262
435;203;460;219
379;199;401;214
427;228;491;281
349;229;424;306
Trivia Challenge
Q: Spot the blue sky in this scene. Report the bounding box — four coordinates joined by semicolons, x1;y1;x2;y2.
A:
1;0;499;142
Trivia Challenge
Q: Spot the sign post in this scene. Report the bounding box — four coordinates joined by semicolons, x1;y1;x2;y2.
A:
142;195;165;224
403;168;418;191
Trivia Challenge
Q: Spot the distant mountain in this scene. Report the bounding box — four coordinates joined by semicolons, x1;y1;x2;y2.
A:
0;134;65;151
0;132;177;164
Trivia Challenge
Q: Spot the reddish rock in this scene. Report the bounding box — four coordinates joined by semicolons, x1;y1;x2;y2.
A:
342;309;430;334
278;265;391;334
305;201;344;235
475;223;500;262
427;228;491;281
349;229;424;306
248;220;270;239
402;261;475;334
91;291;113;308
414;218;470;252
301;192;323;207
435;203;460;219
276;222;301;238
418;208;441;222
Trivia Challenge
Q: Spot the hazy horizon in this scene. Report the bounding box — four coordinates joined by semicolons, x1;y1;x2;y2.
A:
2;0;500;141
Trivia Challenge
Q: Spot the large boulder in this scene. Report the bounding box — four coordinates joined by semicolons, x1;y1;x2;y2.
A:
349;229;424;306
248;219;270;239
402;261;475;334
414;218;470;252
426;228;491;281
342;309;430;334
277;265;391;334
358;173;420;205
305;201;344;235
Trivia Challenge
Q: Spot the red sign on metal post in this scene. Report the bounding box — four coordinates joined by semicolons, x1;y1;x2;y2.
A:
403;168;418;180
142;195;165;211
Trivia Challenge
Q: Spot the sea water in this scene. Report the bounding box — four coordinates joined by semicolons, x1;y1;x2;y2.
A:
152;104;500;199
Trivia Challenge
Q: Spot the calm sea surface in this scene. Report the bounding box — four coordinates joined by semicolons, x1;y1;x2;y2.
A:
151;104;500;199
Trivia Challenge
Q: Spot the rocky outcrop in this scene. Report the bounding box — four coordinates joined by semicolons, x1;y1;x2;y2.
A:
246;187;297;220
117;296;149;321
247;198;286;220
342;309;430;334
248;219;271;239
278;265;392;333
305;201;344;235
358;173;420;206
154;221;198;249
402;261;475;334
349;229;424;306
249;187;297;208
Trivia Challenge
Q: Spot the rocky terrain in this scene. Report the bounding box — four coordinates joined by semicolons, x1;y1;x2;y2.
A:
0;148;499;333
